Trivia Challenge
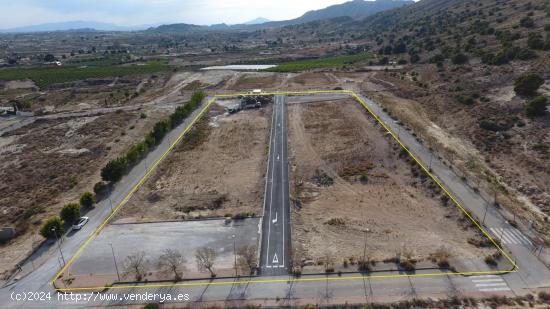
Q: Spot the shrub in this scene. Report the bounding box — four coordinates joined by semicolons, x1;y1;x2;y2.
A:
358;260;371;272
519;16;534;28
101;157;128;182
451;53;468;65
410;54;420;63
79;192;95;208
539;291;550;303
479;119;501;131
313;169;334;187
517;48;537;60
40;217;64;239
484;255;497;266
514;74;544;96
437;259;450;268
93;181;108;197
359;173;369;183
527;33;544;50
140;112;147;119
399;259;416;271
60;203;80;224
525;96;548;117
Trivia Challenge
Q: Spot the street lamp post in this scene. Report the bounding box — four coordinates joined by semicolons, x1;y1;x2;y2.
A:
52;227;66;266
482;202;489;226
362;228;370;267
109;243;121;281
232;234;237;277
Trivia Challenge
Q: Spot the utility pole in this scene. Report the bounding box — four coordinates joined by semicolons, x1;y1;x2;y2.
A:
110;243;121;281
482;202;489;226
232;234;237;277
108;187;114;212
52;227;66;266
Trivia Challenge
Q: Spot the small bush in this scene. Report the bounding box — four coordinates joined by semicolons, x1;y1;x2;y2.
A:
358;260;371;272
525;96;548;117
484;255;497;266
40;217;64;239
479;119;502;131
519;16;534;28
514;73;544;96
140;112;147;119
399;259;416;271
325;218;346;226
451;53;468;65
359;173;369;183
60;203;80;224
79;192;95;208
437;259;450;268
539;291;550;303
93;181;108;197
313;169;334;187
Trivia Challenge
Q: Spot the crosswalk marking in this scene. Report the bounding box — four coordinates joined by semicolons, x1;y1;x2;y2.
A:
490;227;532;245
470;275;511;293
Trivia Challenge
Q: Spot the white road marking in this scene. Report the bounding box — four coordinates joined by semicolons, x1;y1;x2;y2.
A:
490;227;532;245
470;275;511;292
272;212;278;223
273;253;279;264
479;287;511;292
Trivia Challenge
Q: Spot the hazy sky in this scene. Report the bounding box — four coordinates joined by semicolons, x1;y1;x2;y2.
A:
0;0;353;28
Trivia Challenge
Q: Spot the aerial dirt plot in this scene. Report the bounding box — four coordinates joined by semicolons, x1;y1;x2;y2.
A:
287;98;496;271
116;102;271;222
0;108;170;279
224;72;284;91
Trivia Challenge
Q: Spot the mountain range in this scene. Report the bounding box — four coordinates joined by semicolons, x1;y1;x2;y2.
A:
0;0;413;33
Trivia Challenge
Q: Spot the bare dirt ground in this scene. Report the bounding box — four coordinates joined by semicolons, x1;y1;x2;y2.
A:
355;69;550;247
224;72;284;91
0;106;171;279
288;99;493;264
115;103;271;222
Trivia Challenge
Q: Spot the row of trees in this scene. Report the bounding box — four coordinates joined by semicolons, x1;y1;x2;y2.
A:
100;91;206;183
122;245;258;281
40;192;96;239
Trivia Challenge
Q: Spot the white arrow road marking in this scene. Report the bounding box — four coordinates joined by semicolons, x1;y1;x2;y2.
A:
277;154;280;160
272;212;278;223
273;253;279;264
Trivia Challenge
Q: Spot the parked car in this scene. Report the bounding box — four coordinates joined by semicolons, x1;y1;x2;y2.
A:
72;217;89;230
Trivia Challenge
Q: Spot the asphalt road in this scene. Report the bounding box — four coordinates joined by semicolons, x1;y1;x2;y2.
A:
259;94;291;275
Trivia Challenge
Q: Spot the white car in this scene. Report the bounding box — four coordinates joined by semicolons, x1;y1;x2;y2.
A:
72;217;89;230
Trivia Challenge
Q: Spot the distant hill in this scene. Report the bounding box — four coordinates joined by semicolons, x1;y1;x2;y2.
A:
148;0;414;33
146;23;206;33
0;21;154;33
243;17;271;25
253;0;414;28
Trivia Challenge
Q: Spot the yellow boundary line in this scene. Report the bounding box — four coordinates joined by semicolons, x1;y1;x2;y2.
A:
51;90;517;292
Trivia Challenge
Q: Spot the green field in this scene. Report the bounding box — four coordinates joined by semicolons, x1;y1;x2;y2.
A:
267;52;374;72
0;60;170;88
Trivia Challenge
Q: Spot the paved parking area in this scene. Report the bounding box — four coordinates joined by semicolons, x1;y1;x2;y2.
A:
69;218;260;276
